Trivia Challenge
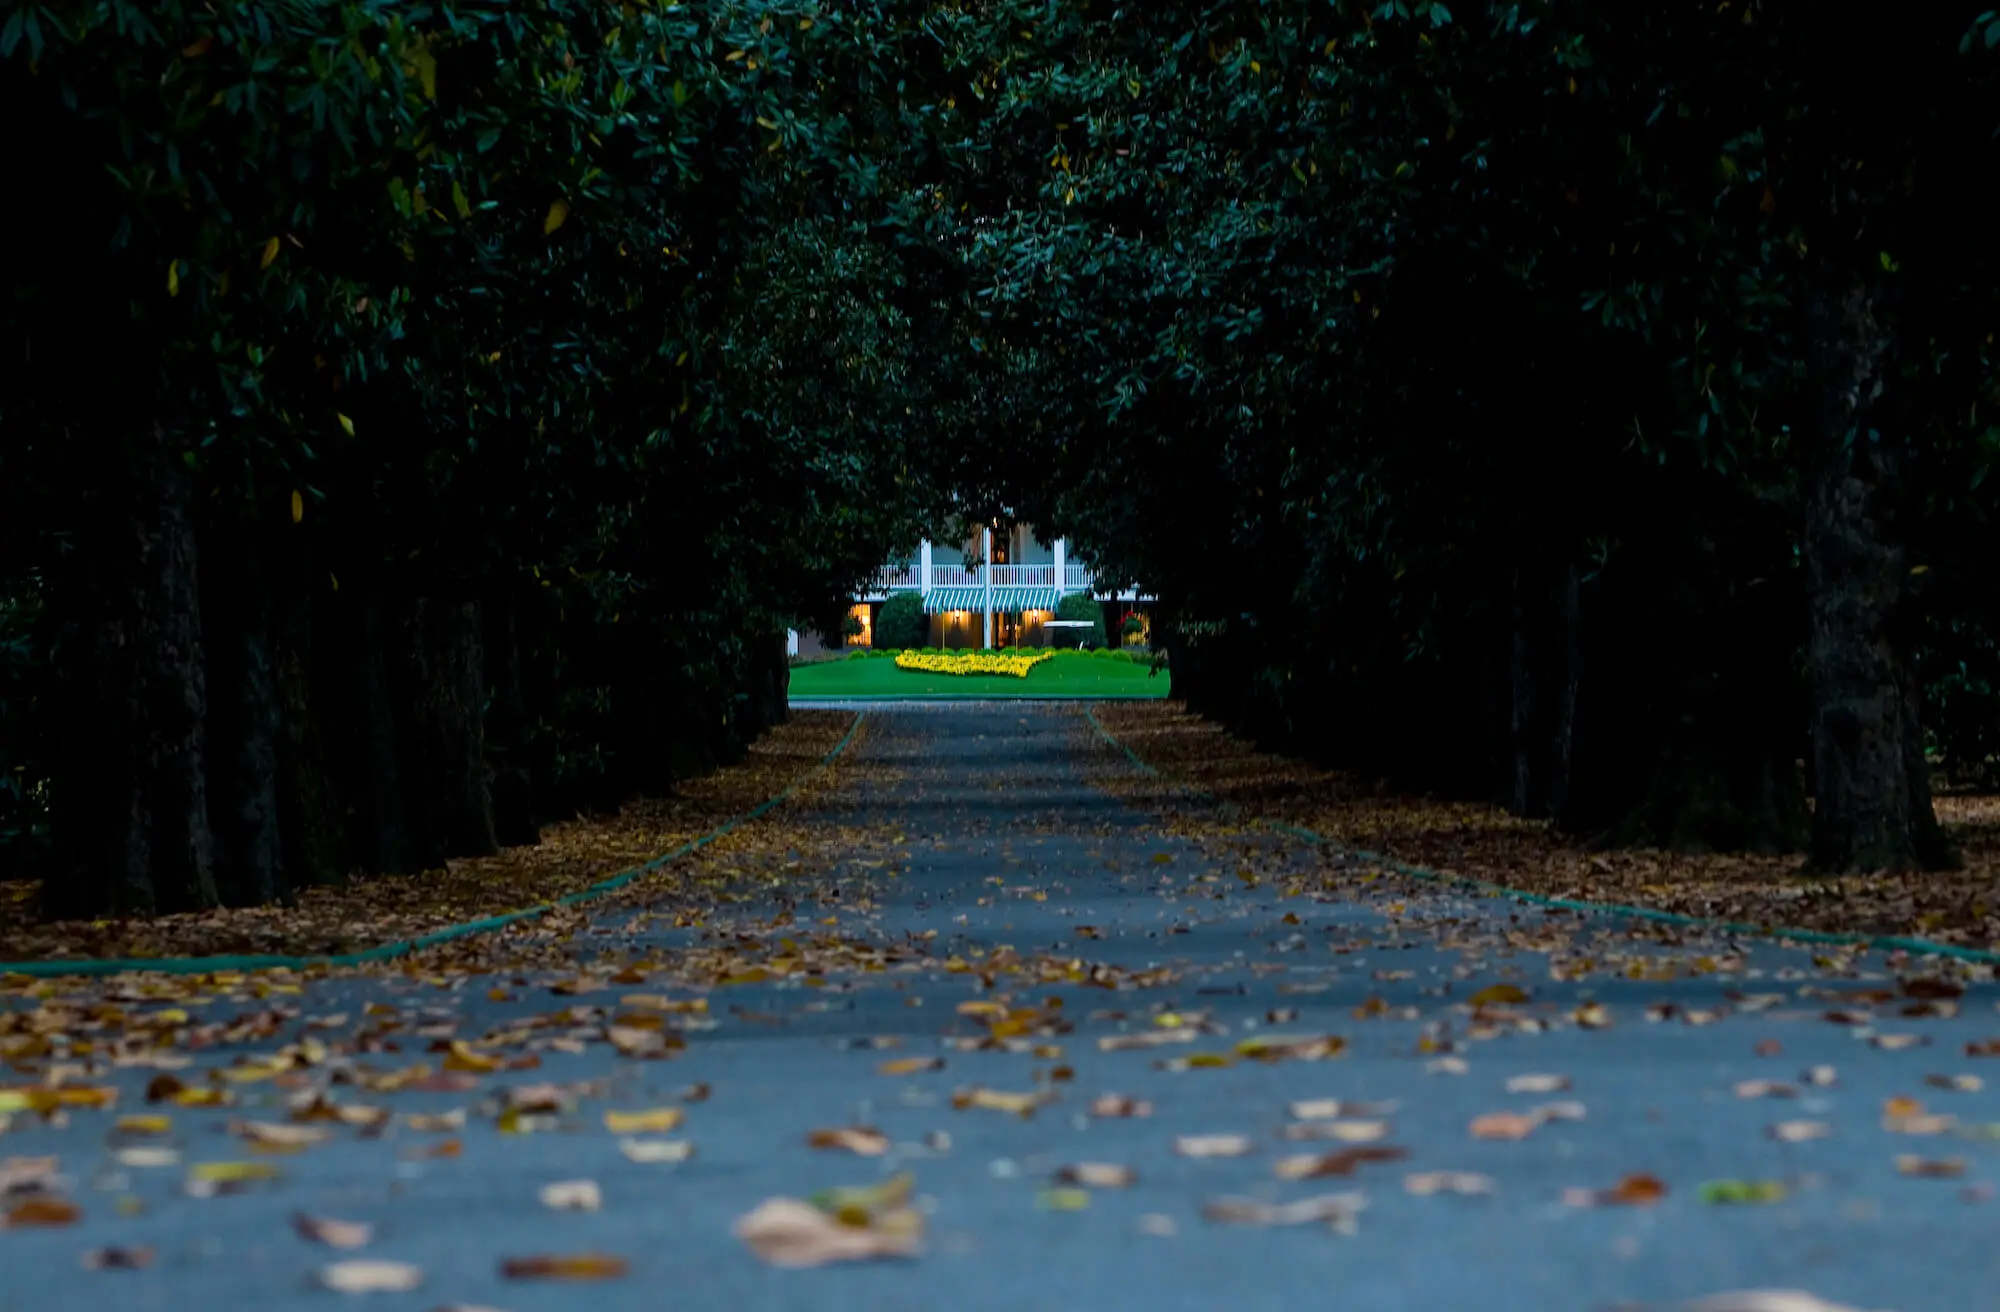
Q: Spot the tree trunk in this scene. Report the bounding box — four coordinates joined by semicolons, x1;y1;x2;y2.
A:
43;427;219;916
274;552;346;887
1800;279;1952;872
402;598;498;862
485;592;539;848
332;583;419;876
201;522;286;906
1500;557;1581;821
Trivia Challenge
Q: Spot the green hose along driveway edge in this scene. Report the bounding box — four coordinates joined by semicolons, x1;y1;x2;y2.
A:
1082;705;2000;968
0;713;867;982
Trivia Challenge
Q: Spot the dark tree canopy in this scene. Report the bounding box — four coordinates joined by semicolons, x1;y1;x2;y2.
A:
4;1;1998;912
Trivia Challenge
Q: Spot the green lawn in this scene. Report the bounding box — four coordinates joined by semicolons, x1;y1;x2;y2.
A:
788;651;1168;700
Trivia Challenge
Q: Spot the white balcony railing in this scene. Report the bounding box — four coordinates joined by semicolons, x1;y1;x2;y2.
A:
865;558;1150;600
930;563;980;588
989;563;1056;587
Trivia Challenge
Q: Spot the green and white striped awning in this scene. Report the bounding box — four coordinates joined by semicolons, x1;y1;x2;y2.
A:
923;586;1060;615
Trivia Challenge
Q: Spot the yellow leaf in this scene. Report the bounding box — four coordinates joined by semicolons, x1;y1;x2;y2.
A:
1469;983;1528;1006
544;199;569;234
260;237;280;270
290;490;304;524
167;261;180;297
453;180;472;220
604;1107;684;1134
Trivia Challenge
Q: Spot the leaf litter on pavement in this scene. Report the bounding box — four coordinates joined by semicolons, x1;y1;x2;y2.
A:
0;703;1990;1311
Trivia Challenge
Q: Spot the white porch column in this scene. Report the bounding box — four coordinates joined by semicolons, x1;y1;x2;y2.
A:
982;525;993;649
1052;538;1067;595
919;539;932;599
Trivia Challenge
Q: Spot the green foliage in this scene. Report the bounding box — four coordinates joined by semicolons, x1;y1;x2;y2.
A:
1055;594;1106;649
876;593;929;651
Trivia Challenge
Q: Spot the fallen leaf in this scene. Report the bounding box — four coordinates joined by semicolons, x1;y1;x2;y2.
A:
1090;1094;1152;1118
1926;1074;1984;1093
619;1138;694;1164
539;1180;603;1211
293;1212;374;1249
1279;1119;1391;1144
1563;1172;1667;1207
1235;1034;1346;1062
1682;1293;1879;1312
1272;1146;1408;1180
1036;1187;1091;1211
4;1196;80;1227
603;1108;682;1134
1097;1030;1197;1052
1896;1155;1967;1178
806;1126;890;1156
403;1110;467;1133
734;1197;922;1268
500;1254;631;1281
1174;1134;1254;1158
1768;1120;1831;1143
950;1086;1049;1117
1469;984;1529;1006
81;1246;154;1270
1404;1171;1497;1196
185;1161;283;1196
1699;1180;1787;1205
1054;1162;1135;1188
232;1120;330;1152
1505;1074;1569;1094
320;1260;423;1293
1288;1098;1395;1121
879;1057;945;1076
1734;1080;1799;1100
1470;1112;1541;1141
1202;1192;1367;1230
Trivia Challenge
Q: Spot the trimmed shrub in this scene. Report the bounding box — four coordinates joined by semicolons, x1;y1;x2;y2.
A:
1054;593;1106;648
876;592;929;650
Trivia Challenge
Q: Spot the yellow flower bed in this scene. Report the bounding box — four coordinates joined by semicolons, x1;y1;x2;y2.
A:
894;650;1054;679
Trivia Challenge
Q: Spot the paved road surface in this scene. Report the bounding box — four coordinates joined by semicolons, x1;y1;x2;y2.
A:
3;705;1993;1311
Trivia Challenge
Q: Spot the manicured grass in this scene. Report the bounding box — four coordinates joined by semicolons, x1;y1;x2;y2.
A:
788;650;1167;700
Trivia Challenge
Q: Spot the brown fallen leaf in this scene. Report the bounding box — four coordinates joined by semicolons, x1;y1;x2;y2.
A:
81;1246;154;1271
292;1212;374;1249
1562;1172;1667;1207
4;1196;80;1228
1272;1146;1409;1180
734;1197;922;1268
539;1180;603;1212
500;1254;631;1282
1896;1155;1967;1178
806;1127;890;1156
320;1260;423;1293
1404;1171;1497;1196
1174;1134;1254;1158
879;1057;945;1076
1469;983;1529;1006
1925;1073;1984;1093
1089;1094;1153;1118
1054;1163;1136;1189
